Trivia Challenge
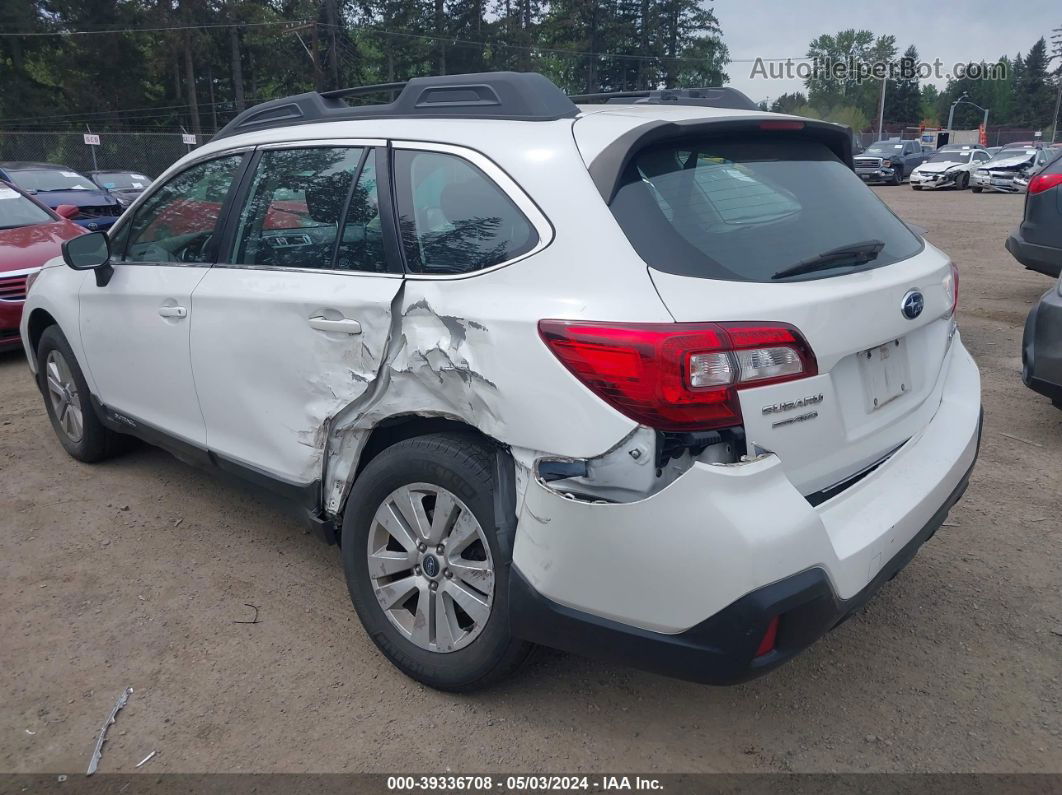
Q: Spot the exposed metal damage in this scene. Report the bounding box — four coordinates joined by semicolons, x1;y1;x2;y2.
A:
310;283;755;516
321;284;505;514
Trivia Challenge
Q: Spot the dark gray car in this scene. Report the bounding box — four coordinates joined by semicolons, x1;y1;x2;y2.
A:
1018;154;1062;406
854;139;926;185
1006;151;1062;277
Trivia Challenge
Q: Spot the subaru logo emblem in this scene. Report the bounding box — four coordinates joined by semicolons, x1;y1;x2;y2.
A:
901;290;924;320
422;554;439;578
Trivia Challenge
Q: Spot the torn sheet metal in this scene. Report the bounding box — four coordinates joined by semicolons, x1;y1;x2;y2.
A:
86;687;132;775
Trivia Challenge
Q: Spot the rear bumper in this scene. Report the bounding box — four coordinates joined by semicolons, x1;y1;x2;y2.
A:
511;449;976;684
1022;286;1062;403
511;340;982;682
1006;229;1062;278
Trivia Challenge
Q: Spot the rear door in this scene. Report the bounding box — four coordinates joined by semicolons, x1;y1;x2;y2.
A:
189;142;403;490
604;131;956;495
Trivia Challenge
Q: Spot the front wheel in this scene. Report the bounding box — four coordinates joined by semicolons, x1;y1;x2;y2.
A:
36;326;123;463
342;434;533;691
972;186;983;193
892;169;904;186
956;173;969;190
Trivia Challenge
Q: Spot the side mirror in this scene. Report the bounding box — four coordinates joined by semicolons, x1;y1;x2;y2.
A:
55;204;79;219
62;231;114;286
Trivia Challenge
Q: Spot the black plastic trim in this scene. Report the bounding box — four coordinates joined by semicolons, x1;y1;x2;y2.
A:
509;416;981;685
571;87;758;111
90;397;337;542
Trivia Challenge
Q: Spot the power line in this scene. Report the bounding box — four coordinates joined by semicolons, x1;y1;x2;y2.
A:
0;19;312;37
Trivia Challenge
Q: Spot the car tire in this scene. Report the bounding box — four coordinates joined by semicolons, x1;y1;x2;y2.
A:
957;173;969;190
342;433;534;691
36;325;124;463
892;169;903;186
911;184;921;190
972;187;983;193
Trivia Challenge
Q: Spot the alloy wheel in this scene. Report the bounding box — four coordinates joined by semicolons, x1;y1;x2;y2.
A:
367;483;495;653
45;350;84;443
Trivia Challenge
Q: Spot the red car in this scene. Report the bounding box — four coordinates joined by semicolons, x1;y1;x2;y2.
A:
0;181;84;351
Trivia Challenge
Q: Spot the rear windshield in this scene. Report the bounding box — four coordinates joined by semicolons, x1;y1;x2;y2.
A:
610;136;924;282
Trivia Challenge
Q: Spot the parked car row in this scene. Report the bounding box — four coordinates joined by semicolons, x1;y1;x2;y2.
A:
855;140;1060;194
0;162;151;232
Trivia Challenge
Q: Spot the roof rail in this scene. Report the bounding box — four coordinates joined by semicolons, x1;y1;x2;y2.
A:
570;87;759;112
212;72;580;140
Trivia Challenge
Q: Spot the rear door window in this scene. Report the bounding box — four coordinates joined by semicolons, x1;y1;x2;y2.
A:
230;146;369;270
610;136;923;282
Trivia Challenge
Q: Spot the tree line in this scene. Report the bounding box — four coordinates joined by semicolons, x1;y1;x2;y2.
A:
0;3;1058;136
768;28;1061;133
0;0;727;136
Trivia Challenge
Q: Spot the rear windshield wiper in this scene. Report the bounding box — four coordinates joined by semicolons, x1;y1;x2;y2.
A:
772;239;885;280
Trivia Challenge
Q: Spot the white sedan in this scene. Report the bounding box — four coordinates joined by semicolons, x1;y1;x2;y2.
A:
910;147;992;190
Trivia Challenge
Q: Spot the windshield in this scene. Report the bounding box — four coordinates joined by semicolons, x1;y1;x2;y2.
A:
7;168;95;192
93;172;149;190
989;150;1035;163
0;184;54;229
928;151;972;164
864;142;904;155
610;136;923;283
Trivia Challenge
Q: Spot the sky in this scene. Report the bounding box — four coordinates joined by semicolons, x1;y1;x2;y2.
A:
716;0;1059;104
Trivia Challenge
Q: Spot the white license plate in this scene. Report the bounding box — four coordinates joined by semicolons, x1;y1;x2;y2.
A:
991;178;1011;186
858;339;911;411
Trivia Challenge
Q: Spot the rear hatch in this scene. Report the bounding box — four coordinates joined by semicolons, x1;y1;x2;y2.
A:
593;122;956;495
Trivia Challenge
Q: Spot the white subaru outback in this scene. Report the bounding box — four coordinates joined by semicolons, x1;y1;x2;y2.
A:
21;73;982;690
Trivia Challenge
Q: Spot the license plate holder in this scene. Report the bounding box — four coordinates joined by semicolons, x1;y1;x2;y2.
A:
991;178;1010;186
859;339;911;411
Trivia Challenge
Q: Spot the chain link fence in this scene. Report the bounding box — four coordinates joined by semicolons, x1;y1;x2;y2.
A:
0;131;200;179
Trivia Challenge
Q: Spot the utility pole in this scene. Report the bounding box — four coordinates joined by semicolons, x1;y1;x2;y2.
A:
1051;79;1062;143
876;75;886;141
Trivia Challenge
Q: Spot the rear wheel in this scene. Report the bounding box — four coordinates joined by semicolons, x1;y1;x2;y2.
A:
342;434;533;691
36;326;122;463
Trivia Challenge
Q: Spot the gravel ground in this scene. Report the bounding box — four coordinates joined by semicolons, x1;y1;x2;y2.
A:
1;186;1060;775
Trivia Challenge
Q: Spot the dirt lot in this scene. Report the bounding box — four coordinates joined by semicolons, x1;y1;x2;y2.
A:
1;187;1060;775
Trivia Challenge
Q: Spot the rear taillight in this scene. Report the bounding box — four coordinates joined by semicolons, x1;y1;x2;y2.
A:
944;262;959;317
538;320;817;432
1029;173;1062;194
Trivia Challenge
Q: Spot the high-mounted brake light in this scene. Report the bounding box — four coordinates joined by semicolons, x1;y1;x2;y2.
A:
1029;173;1062;194
759;120;805;131
538;320;817;432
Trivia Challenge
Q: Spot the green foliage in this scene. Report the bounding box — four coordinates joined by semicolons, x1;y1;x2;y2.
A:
0;0;731;133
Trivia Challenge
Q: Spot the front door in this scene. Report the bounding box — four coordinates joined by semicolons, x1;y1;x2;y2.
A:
190;144;403;489
78;153;246;445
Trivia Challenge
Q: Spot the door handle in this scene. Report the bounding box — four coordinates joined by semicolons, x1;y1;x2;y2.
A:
308;316;362;335
158;306;187;319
